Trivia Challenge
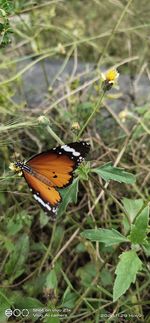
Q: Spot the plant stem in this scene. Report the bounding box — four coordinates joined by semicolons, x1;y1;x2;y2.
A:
46;125;64;145
76;91;105;140
38;222;57;274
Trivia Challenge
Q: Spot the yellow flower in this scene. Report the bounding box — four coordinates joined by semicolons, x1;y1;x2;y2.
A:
9;162;22;176
71;122;80;130
38;115;50;125
119;109;128;123
56;43;66;54
9;162;17;171
102;68;119;91
105;69;119;83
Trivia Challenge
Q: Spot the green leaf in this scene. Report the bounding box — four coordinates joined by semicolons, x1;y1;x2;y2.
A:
132;125;144;139
101;268;113;287
7;220;23;236
92;162;136;184
39;210;49;228
52;226;64;249
143;240;150;257
58;178;79;216
81;228;129;246
14;296;43;309
76;262;97;287
45;269;58;289
13;296;43;322
122;198;143;223
6;211;32;236
0;0;13;14
128;206;149;244
62;287;77;308
113;250;142;301
135;104;149;115
44;317;60;323
5;234;29;281
75;242;86;253
76;162;90;181
24;272;48;297
77;101;94;111
2;234;15;252
0;290;12;323
7;216;23;236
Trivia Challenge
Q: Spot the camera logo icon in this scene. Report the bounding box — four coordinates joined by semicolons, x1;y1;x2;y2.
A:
5;308;29;318
5;309;13;317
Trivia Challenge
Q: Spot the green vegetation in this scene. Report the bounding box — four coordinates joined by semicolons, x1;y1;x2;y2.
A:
0;0;150;322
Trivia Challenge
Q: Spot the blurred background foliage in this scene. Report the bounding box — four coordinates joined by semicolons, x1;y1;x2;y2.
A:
0;0;150;322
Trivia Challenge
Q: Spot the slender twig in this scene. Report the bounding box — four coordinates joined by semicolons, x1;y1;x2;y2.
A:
97;0;134;67
46;125;64;145
76;91;105;140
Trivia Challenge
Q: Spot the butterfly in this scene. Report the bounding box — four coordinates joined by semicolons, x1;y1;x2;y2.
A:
14;141;90;220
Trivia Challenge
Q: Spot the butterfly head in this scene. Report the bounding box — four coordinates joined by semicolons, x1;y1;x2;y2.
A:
9;161;24;176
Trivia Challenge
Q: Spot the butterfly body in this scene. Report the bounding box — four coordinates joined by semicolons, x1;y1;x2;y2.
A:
15;161;53;186
14;141;90;220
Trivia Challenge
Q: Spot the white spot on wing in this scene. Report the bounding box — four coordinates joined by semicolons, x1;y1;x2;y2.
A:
33;194;51;211
61;145;80;156
52;207;57;213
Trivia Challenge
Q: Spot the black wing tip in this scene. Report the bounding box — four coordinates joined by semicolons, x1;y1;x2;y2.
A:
57;141;90;157
54;141;90;167
70;141;90;158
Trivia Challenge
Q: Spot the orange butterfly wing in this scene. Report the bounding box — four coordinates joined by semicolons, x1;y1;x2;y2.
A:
27;152;75;188
23;170;61;220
